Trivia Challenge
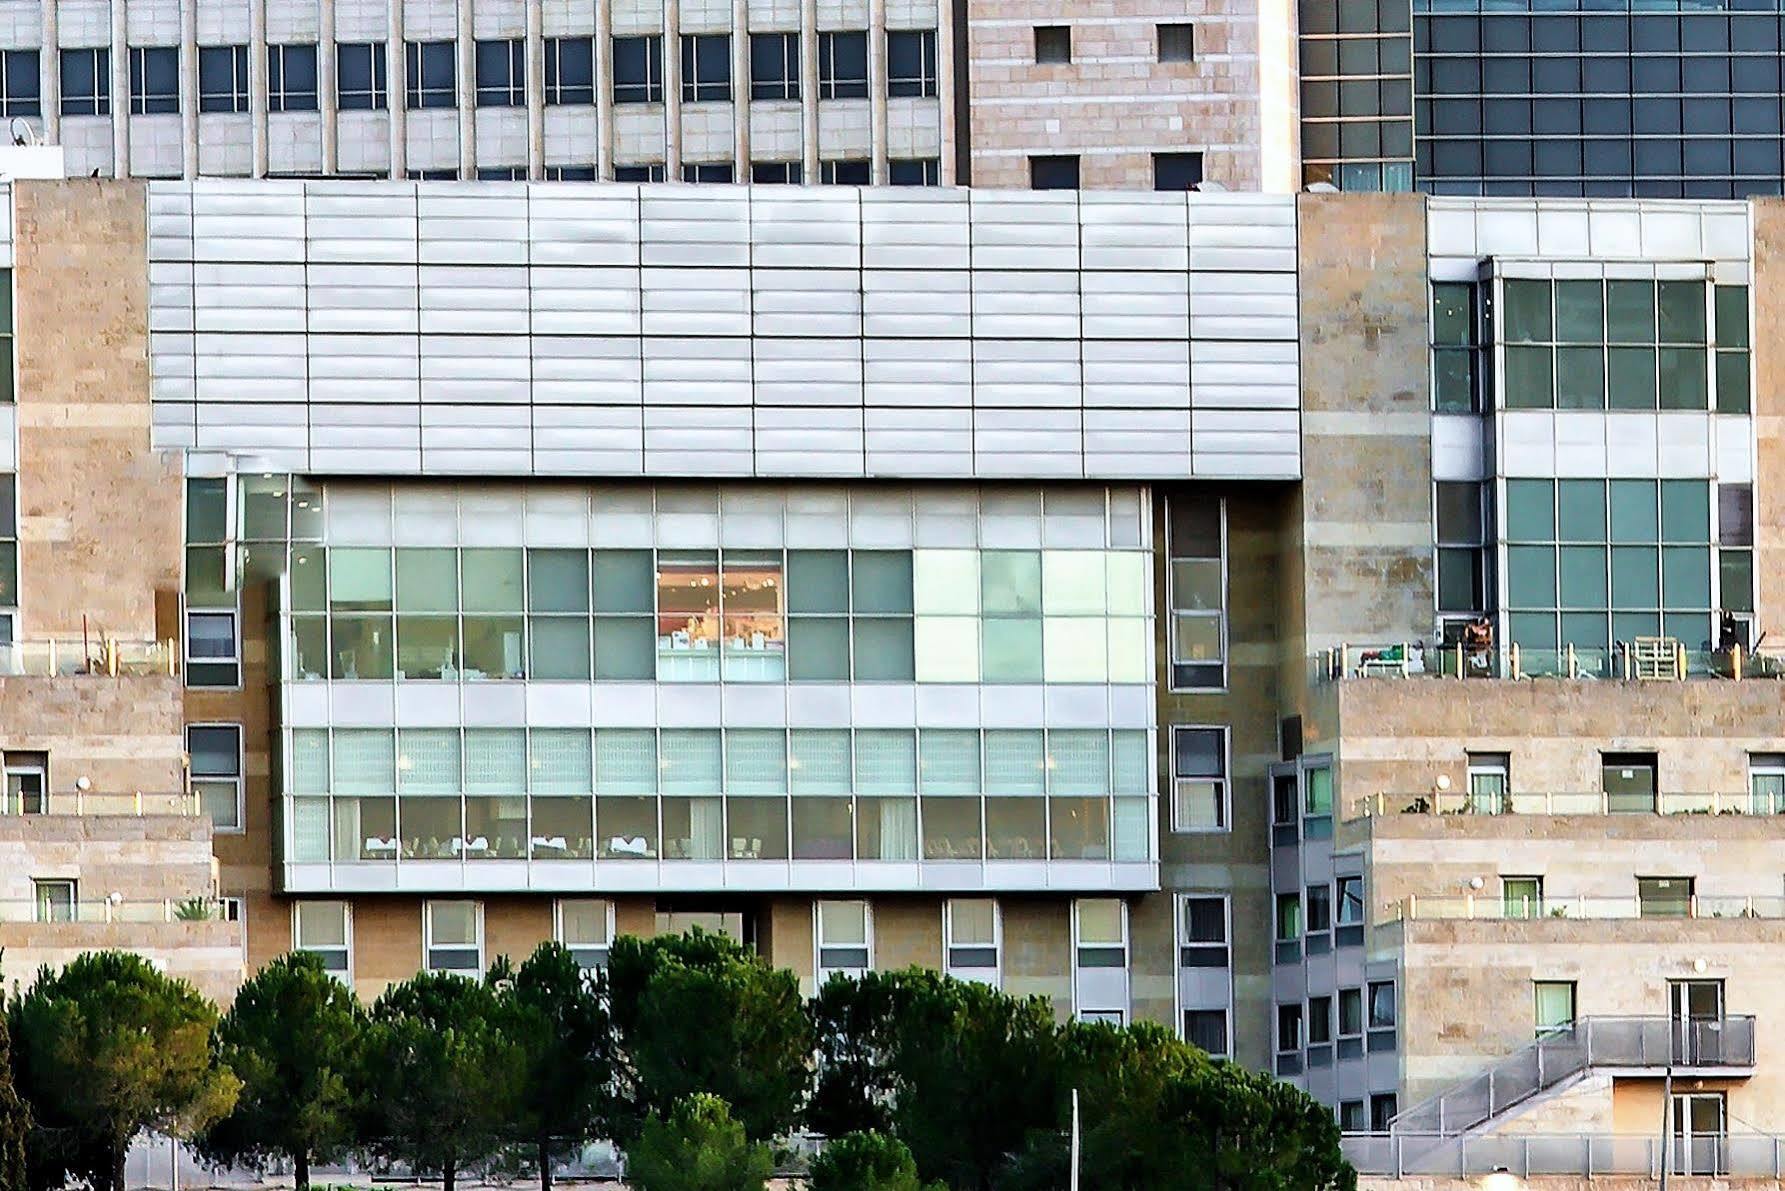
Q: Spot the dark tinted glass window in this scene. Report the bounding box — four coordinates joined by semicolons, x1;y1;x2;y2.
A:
130;46;178;114
337;42;387;110
0;50;39;117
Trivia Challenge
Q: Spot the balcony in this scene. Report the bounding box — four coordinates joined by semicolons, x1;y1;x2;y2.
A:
2;791;201;816
1343;1130;1785;1179
1314;639;1783;684
1388;894;1785;922
0;637;180;678
1355;789;1785;818
0;896;243;1001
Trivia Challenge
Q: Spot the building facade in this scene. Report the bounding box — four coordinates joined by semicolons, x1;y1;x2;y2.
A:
7;174;1785;1180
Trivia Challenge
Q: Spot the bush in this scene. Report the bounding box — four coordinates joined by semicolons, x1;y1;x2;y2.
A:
625;1095;773;1191
809;1132;942;1191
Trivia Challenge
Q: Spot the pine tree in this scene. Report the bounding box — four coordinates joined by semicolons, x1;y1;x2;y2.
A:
0;995;33;1191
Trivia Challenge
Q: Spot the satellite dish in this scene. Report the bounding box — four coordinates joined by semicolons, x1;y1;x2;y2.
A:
8;117;39;147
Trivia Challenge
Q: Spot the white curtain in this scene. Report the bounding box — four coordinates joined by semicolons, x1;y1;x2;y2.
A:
690;797;723;859
880;799;918;860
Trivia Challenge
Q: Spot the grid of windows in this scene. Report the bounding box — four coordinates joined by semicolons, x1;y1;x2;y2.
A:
887;30;938;98
1299;0;1414;191
0;50;39;117
129;46;178;115
751;32;799;100
546;37;595;105
285;726;1152;866
1414;8;1785;197
681;35;731;103
61;48;110;116
268;44;319;113
476;39;525;107
819;31;869;99
406;40;456;110
614;36;664;104
337;42;387;111
198;45;248;114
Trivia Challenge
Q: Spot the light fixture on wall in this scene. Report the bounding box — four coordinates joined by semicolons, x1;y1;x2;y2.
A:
1435;774;1452;791
1468;876;1485;891
1694;957;1708;974
74;776;91;791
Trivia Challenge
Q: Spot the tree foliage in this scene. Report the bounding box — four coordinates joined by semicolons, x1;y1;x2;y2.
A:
604;930;812;1144
8;952;239;1191
624;1095;773;1191
0;1000;29;1191
360;971;525;1191
196;952;367;1190
808;1131;943;1191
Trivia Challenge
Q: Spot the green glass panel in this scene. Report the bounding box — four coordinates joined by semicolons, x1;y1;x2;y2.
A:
1657;347;1707;410
1554;347;1605;408
1557;481;1606;541
1502;346;1554;408
1662;546;1711;607
1660;480;1709;543
1657;280;1706;344
787;618;850;680
1557;546;1607;608
290;546;327;611
1605;280;1656;342
982;618;1043;681
186;478;228;543
528;549;591;613
1610;546;1659;606
1437;548;1482;613
1559;613;1609;652
1509;612;1557;651
1720;549;1753;613
1716;351;1751;414
530;618;592;680
1664;612;1711;650
787;551;849;614
593;550;654;613
1507;546;1557;607
1612;611;1660;642
461;548;524;612
185;545;229;602
593;617;655;679
1553;280;1604;344
1434;350;1475;412
1608;480;1658;542
1505;479;1555;541
1432;282;1473;346
1606;347;1657;409
852;551;914;614
1500;279;1552;342
396;548;458;612
1715;285;1749;348
980;551;1042;615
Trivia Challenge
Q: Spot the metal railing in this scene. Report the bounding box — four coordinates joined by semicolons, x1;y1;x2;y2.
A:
0;896;234;925
1390;1017;1756;1139
1389;894;1785;921
0;637;180;677
0;791;201;816
1315;640;1783;683
1356;789;1785;818
1343;1131;1785;1178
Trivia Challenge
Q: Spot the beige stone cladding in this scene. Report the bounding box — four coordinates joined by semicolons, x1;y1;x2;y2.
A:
1362;1178;1767;1190
1753;198;1785;645
0;813;217;906
0;920;244;1003
962;0;1262;188
0;674;186;798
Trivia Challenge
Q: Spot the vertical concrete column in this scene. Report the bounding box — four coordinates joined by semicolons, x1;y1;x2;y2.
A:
525;0;543;177
456;0;475;175
319;0;339;174
386;0;405;176
40;1;58;146
248;0;267;175
109;0;128;176
595;0;614;175
867;0;886;182
730;0;748;178
663;0;681;176
179;0;197;177
934;0;954;184
799;0;816;179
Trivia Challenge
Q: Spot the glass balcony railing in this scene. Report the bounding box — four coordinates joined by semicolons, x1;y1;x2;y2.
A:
1387;894;1785;922
1314;640;1776;683
1354;790;1785;819
0;896;235;925
0;638;180;678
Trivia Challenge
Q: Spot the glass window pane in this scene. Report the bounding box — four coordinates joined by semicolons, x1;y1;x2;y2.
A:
660;729;722;794
1557;546;1607;608
596;728;657;793
290;729;330;794
981;551;1041;615
1721;549;1753;613
1042;551;1104;614
1112;731;1150;794
396;548;458;612
1661;481;1709;543
530;618;592;680
985;729;1045;795
186;478;228;542
1050;730;1110;795
462;548;524;612
1044;617;1107;682
594;617;654;679
464;729;526;793
919;730;981;795
1662;546;1711;607
1611;546;1660;606
1555;347;1605;408
1508;546;1557;607
787;550;848;614
1717;351;1751;414
1553;280;1604;343
1657;280;1706;343
854;730;916;793
913;550;978;615
852;551;914;614
291;546;328;611
531;728;593;794
1432;282;1473;345
188;726;240;776
852;618;914;681
1610;480;1659;541
789;618;850;680
1506;479;1555;541
1557;481;1607;541
1076;898;1123;945
333;729;396;794
1605;280;1656;342
1658;347;1708;409
1500;279;1552;342
398;728;461;793
1502;346;1554;408
1435;482;1482;544
528;549;590;613
725;729;787;794
1105;553;1147;616
330;548;393;611
915;617;980;682
1607;347;1658;408
1715;285;1749;348
790;729;851;794
594;550;655;612
982;618;1042;682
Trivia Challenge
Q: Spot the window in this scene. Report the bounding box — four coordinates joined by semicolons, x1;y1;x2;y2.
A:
545;164;597;181
615;163;667;182
750;32;798;100
405;40;455;110
1750;753;1785;814
1603;752;1658;813
186;610;240;687
1074;898;1127;968
294;902;351;978
1436;481;1488;617
752;161;801;183
1534;980;1576;1037
3;753;45;815
546;37;594;105
268;44;319;112
680;34;730;102
1503;875;1543;919
61;47;110;116
1336;876;1365;927
1639;876;1693;918
887;30;937;98
1154;152;1203;191
337;42;388;110
0;50;40;117
1466;752;1509;814
424;900;483;973
0;472;15;609
198;45;248;113
476;39;524;107
1498;278;1713;413
1168;497;1224;688
1368;981;1396;1028
33;879;74;924
889;158;939;185
1308;995;1333;1044
821;159;870;185
129;46;178;114
1158;23;1195;62
1276;1003;1303;1052
1035;25;1071;64
1370;1094;1398;1132
613;36;664;104
557;898;613;969
188;724;243;832
1171;727;1226;831
1304;766;1333;816
477;166;526;181
1432;282;1481;413
1029;154;1079;190
817;899;871;977
944;898;999;979
1275;893;1302;941
1339;1101;1366;1132
1180;896;1228;967
681;162;733;183
818;32;868;99
1185;1009;1228;1056
1306;884;1332;934
1339;988;1363;1036
1714;285;1750;414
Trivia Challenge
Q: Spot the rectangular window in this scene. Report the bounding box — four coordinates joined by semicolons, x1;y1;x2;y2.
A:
545;164;597;180
129;46;178;114
1750;753;1785;814
680;34;731;102
1370;1095;1398;1132
1339;1101;1366;1132
1503;875;1543;920
1172;727;1226;832
1154;152;1204;191
1436;480;1488;616
1035;25;1071;63
1368;980;1396;1029
1029;154;1079;190
887;30;937;98
186;610;240;688
1336;875;1365;926
1169;496;1224;688
1432;282;1481;413
424;900;483;973
1338;988;1363;1036
1277;1003;1303;1052
33;879;74;924
1638;876;1693;918
0;50;40;117
818;31;868;99
1534;980;1576;1037
816;899;871;977
1308;995;1333;1044
682;162;735;184
889;158;939;185
61;47;110;116
614;164;668;182
1180;896;1228;967
337;42;388;110
546;37;594;105
1184;1009;1228;1056
1304;766;1333;816
3;753;46;815
821;159;870;185
0;472;16;609
476;38;524;107
944;898;999;980
557;898;613;970
187;724;242;832
752;161;802;183
1602;751;1657;813
613;35;664;104
1466;751;1509;814
1074;898;1127;967
268;44;319;112
1275;892;1302;941
294;901;351;978
750;32;798;100
1306;884;1332;934
198;45;247;113
405;40;456;109
1158;23;1195;62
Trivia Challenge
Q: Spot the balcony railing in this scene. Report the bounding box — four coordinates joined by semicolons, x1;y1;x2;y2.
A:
1356;789;1785;818
1;791;202;816
1314;640;1783;683
0;638;180;678
1389;894;1785;922
1343;1130;1785;1178
0;896;234;925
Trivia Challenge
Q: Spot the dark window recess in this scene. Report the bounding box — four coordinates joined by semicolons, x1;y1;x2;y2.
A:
752;161;802;183
405;40;455;109
1154;152;1204;191
1158;23;1195;62
750;32;798;100
1030;154;1079;190
337;42;388;111
819;31;868;99
1185;1009;1228;1056
889;158;939;185
681;162;734;183
613;36;664;104
61;48;110;116
129;46;178;114
887;30;937;98
1035;25;1071;64
821;159;870;185
268;44;319;113
0;50;39;117
614;163;667;182
680;34;731;102
476;38;525;107
545;37;595;105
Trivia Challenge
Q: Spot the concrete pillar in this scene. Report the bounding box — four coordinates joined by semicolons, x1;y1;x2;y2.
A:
248;0;268;175
386;0;405;176
935;0;955;184
663;0;681;177
455;0;474;176
730;0;748;178
524;0;543;177
318;0;338;174
799;0;816;180
179;0;197;176
109;0;128;176
868;0;887;183
40;1;58;146
595;0;614;176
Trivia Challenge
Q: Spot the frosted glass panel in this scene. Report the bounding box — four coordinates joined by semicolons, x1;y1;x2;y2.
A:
530;729;593;793
726;729;788;794
985;730;1045;795
913;550;979;614
855;730;917;793
290;729;330;794
919;730;981;794
1050;730;1110;795
399;729;461;794
660;730;721;794
1042;551;1104;614
1113;797;1149;860
465;729;527;793
1111;731;1151;794
597;729;658;793
1106;553;1147;616
790;730;851;794
915;616;980;682
291;798;331;861
1106;618;1148;683
1044;617;1108;682
332;729;395;794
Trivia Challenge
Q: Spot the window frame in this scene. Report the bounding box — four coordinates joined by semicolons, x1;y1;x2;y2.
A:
1170;724;1229;833
886;29;938;98
1034;25;1072;64
0;49;40;118
293;900;353;983
475;38;525;108
1029;154;1080;190
679;33;732;103
197;44;248;114
405;39;457;110
545;36;595;105
817;31;869;100
1534;979;1577;1038
749;31;799;101
422;899;485;974
943;897;1001;981
1157;22;1195;62
612;35;665;105
555;897;616;971
187;722;244;833
267;43;320;113
1073;897;1129;972
815;898;873;979
336;41;389;110
129;45;179;115
60;46;111;117
1167;495;1227;691
186;607;242;689
33;878;75;924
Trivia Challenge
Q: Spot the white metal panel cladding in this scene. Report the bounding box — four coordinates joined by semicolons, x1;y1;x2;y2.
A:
146;180;1303;480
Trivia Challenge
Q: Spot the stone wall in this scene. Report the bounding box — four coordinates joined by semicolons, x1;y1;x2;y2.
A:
0;813;216;904
0;920;243;1002
0;673;185;796
1752;198;1785;645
